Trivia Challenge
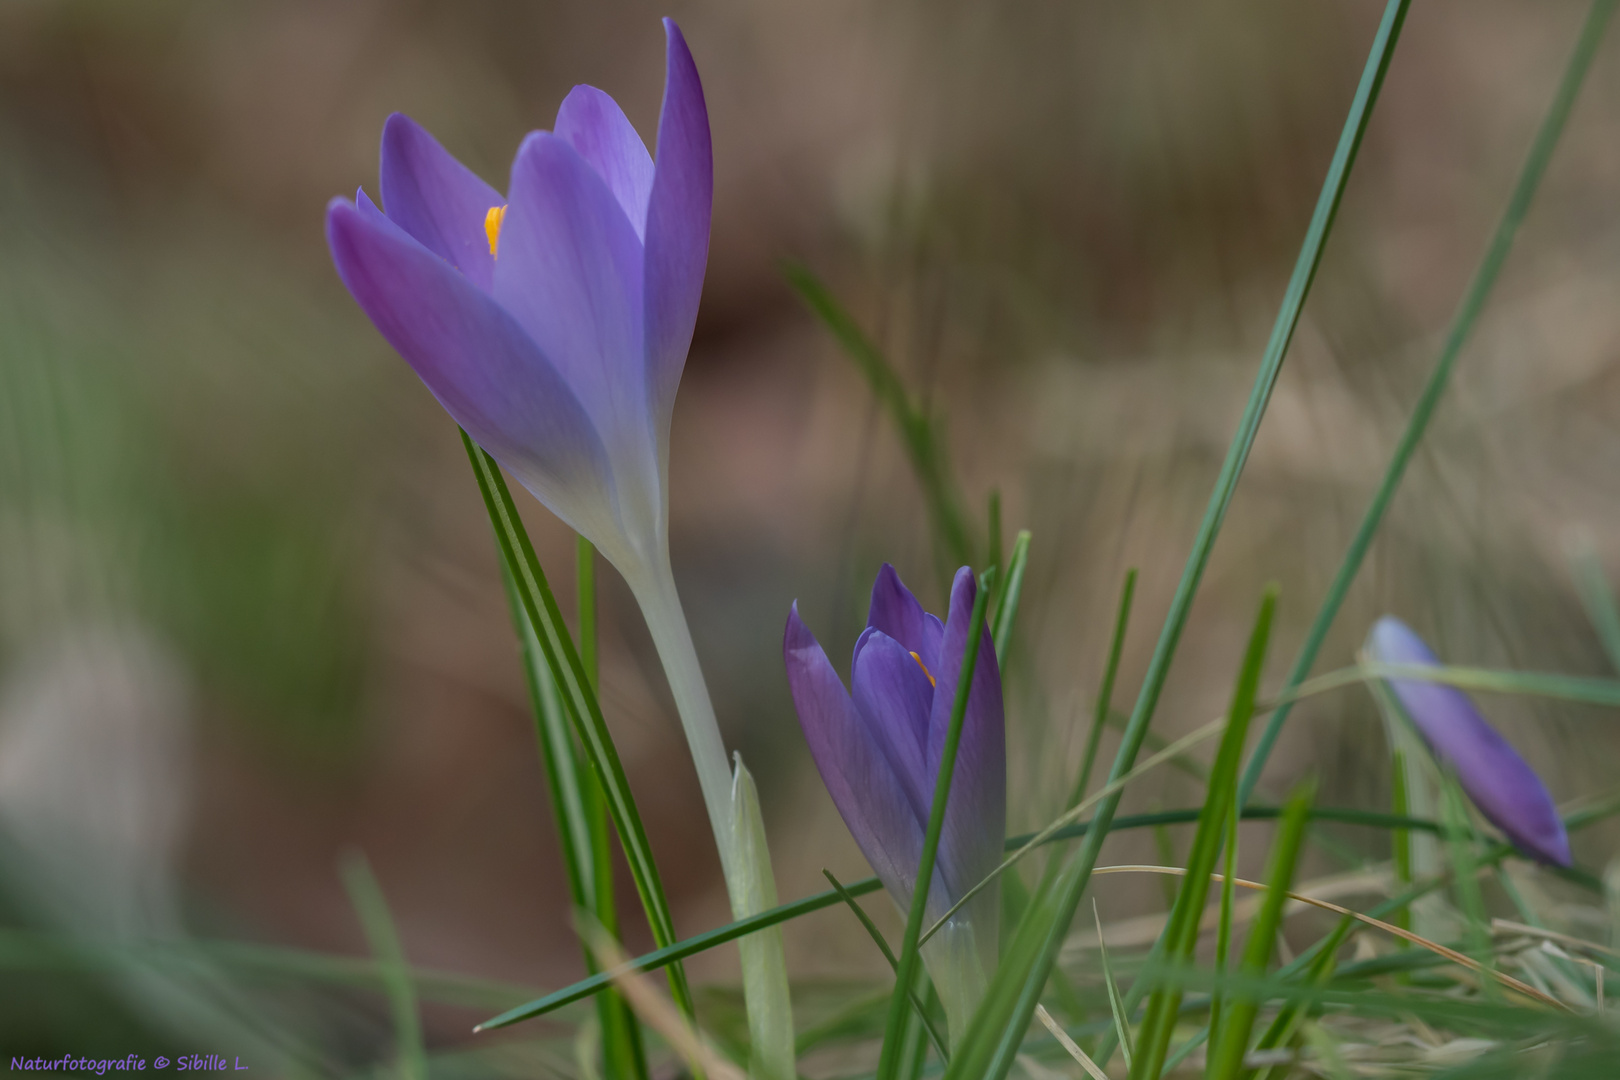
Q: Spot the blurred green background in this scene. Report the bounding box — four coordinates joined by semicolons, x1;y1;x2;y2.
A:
3;0;1620;1071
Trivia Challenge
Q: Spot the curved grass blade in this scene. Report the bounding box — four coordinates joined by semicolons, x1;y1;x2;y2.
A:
462;433;694;1022
1239;0;1619;806
823;871;950;1063
783;261;975;571
1094;899;1135;1072
874;570;994;1080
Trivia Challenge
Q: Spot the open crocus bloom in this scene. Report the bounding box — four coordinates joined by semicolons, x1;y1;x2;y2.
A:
1368;616;1571;867
325;18;709;583
784;565;1005;1034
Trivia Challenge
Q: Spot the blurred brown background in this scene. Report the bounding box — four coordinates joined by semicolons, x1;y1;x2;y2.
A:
3;0;1620;1069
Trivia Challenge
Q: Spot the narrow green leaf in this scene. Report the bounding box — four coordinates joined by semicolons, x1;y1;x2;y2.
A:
1390;749;1412;938
1239;0;1618;806
783;261;975;570
339;852;425;1080
875;569;994;1080
992;531;1032;664
501;560;649;1080
943;5;1410;1074
461;433;694;1022
823;871;951;1063
1206;780;1317;1080
1209;797;1240;1049
1072;569;1137;807
1094;900;1134;1073
1130;587;1277;1080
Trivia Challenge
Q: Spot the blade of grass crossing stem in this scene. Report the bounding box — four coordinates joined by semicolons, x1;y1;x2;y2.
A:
992;531;1032;664
339;853;425;1080
1073;569;1137;807
1238;0;1617;807
782;262;974;570
945;6;1409;1077
874;570;994;1080
477;797;1620;1032
500;562;648;1080
462;433;694;1022
1129;587;1277;1080
1207;781;1316;1080
822;871;950;1063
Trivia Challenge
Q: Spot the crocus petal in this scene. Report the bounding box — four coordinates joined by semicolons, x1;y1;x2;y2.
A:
865;563;946;668
925;568;1007;910
1369;617;1571;867
851;629;936;822
555;85;656;240
379;113;503;292
496;132;661;556
784;605;929;906
325;197;619;544
642;18;713;448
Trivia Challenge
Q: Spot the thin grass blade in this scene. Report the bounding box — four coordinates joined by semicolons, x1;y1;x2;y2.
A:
340;852;425;1080
1238;0;1618;806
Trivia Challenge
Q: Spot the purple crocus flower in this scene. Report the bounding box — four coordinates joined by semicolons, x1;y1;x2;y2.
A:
1368;616;1571;867
324;18;710;581
784;564;1005;1029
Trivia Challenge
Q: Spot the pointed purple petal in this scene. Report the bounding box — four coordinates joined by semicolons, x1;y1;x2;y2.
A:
866;563;946;666
555;85;656;241
379;114;503;292
1369;617;1571;867
326;197;617;541
851;630;936;822
785;605;927;907
497;133;646;427
642;18;712;447
926;568;1007;910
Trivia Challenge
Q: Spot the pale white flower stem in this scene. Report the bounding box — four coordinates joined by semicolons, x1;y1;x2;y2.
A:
628;562;795;1080
627;564;738;872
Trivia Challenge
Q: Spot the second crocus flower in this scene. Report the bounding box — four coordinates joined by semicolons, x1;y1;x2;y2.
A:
784;564;1005;1039
1367;616;1571;867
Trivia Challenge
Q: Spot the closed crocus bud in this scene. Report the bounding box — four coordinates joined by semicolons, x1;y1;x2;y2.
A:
1368;616;1571;867
784;565;1005;1038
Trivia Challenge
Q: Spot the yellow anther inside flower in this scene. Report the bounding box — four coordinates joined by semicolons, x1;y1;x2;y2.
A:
910;651;936;688
484;205;507;257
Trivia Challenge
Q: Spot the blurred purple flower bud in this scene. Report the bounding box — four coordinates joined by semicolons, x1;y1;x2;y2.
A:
1369;616;1571;867
324;19;710;581
784;565;1005;983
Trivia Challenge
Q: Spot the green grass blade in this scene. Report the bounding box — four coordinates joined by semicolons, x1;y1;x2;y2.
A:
462;433;694;1021
1391;749;1412;938
340;852;425;1080
875;570;995;1080
943;4;1410;1073
823;871;951;1063
1238;0;1618;807
578;539;650;1080
1072;569;1138;807
474;796;1620;1033
783;261;975;569
992;531;1033;664
1130;587;1277;1080
1206;780;1317;1080
1209;797;1240;1050
501;558;648;1080
1095;899;1135;1072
